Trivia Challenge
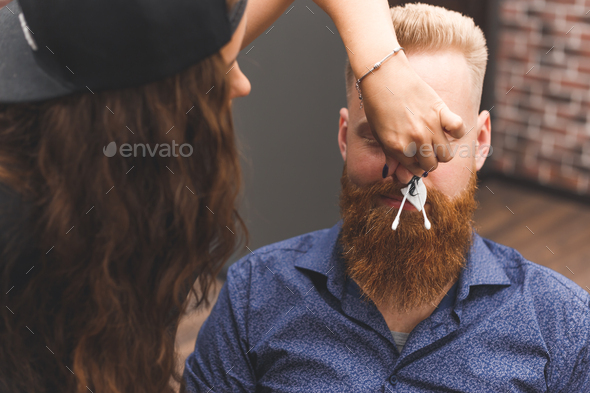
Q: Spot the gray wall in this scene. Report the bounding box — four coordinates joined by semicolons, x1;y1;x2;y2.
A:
229;4;347;264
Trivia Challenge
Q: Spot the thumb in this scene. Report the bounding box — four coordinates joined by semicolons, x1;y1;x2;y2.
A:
440;106;466;139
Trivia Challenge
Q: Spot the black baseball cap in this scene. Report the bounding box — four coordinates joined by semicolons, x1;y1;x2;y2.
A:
0;0;247;104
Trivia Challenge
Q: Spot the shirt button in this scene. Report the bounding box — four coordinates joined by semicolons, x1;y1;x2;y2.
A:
389;375;398;385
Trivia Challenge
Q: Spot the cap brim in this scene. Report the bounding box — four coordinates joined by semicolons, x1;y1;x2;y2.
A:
0;0;76;104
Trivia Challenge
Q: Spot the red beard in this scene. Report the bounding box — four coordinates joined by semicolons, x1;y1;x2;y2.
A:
339;165;478;312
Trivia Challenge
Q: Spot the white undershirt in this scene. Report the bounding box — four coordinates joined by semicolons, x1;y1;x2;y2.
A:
390;331;410;353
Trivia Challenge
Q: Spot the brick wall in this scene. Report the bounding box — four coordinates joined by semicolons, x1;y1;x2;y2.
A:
491;0;590;195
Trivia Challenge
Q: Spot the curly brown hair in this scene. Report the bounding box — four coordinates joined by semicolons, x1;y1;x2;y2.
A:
0;49;246;392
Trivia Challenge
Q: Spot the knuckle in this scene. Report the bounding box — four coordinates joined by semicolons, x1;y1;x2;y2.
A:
437;154;453;163
410;127;427;142
382;136;405;152
424;161;438;172
398;155;416;168
453;117;466;129
418;155;437;170
435;146;452;162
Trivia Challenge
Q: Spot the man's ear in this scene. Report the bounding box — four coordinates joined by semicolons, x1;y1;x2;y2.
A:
338;107;349;162
475;110;491;171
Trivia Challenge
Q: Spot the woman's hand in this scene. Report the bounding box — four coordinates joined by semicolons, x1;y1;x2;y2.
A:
241;0;466;176
316;0;465;176
358;52;466;175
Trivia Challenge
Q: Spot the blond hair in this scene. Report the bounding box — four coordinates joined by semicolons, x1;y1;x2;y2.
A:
345;3;488;109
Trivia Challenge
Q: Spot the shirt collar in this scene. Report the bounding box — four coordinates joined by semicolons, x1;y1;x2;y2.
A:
294;220;512;303
294;220;347;300
455;232;512;302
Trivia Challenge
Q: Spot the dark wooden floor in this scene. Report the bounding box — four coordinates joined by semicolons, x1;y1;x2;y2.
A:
174;178;590;383
474;178;590;292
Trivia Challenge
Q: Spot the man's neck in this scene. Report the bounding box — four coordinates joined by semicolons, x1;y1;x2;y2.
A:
372;278;457;334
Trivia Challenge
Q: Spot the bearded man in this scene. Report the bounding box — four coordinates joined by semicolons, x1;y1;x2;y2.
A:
183;4;590;392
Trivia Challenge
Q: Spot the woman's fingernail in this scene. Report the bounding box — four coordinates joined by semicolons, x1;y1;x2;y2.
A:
382;164;388;178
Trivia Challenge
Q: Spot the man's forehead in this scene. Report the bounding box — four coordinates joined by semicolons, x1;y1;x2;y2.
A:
407;51;476;113
348;53;477;126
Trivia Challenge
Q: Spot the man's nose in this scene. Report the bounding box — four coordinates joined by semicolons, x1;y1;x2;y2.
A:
394;164;415;185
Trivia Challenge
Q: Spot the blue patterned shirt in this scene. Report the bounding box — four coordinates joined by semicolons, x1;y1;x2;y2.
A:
184;221;590;392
